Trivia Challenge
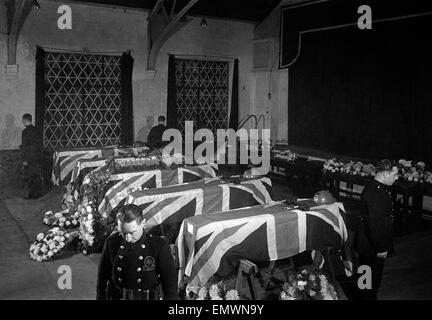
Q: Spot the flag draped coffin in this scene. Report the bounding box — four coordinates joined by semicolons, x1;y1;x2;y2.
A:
71;158;108;191
114;145;149;157
177;202;348;287
98;163;220;218
51;146;150;186
51;148;103;186
124;177;273;243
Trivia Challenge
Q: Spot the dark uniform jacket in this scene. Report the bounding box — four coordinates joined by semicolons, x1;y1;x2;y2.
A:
97;231;178;300
359;179;394;255
20;125;43;163
147;124;167;149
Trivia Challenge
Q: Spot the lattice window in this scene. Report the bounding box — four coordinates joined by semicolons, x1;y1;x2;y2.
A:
174;59;229;134
43;52;122;150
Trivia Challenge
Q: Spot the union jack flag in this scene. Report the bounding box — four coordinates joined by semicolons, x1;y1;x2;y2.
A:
71;158;108;188
177;202;348;286
124;177;273;243
51;149;103;186
51;146;150;186
98;164;221;218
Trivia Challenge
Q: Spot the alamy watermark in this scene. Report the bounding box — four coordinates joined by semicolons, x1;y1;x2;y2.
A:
161;121;271;175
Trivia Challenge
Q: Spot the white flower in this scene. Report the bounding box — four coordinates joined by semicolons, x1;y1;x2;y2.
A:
209;284;220;299
86;206;93;213
59;217;66;223
52;227;60;233
54;212;63;219
59;223;64;227
40;245;48;253
36;233;44;241
297;280;307;287
87;213;93;220
47;251;54;257
65;221;71;226
225;289;240;300
197;287;208;300
72;219;77;225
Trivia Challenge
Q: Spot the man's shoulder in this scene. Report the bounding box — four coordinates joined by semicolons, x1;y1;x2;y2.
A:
148;234;169;248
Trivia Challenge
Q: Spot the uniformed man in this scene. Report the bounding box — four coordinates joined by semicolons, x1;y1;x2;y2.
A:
20;113;43;199
147;115;167;149
358;159;397;300
96;204;178;300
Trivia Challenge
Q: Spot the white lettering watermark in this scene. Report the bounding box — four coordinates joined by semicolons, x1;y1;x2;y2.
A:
162;121;270;175
57;5;72;30
357;264;372;290
57;265;72;290
357;5;372;30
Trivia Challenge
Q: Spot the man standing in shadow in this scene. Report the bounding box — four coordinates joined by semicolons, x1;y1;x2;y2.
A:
357;159;397;299
147;115;167;149
20;114;43;199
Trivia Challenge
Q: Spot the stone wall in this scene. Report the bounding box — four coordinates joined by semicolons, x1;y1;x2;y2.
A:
0;0;254;150
0;150;25;196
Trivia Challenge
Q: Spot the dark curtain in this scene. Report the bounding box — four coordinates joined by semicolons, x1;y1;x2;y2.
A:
288;15;432;163
35;46;45;144
166;54;177;129
229;59;239;130
120;52;134;145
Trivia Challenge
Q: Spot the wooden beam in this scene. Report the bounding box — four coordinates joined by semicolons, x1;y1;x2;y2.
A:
7;0;33;65
160;3;170;24
0;2;8;34
148;0;165;21
169;0;177;17
147;0;199;70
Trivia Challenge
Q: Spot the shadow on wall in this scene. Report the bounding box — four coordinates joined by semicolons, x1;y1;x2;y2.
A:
136;115;154;143
0;114;22;150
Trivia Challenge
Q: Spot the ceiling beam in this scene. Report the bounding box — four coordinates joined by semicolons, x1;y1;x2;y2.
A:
0;2;9;34
7;0;33;65
147;0;199;70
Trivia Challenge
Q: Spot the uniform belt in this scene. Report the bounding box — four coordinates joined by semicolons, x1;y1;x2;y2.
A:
107;282;158;300
121;287;156;300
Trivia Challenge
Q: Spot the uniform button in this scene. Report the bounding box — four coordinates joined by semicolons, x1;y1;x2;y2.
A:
118;278;122;282
137;279;142;283
138;289;142;292
137;267;142;272
138;256;143;260
118;255;123;259
120;245;125;249
141;244;146;249
117;267;122;272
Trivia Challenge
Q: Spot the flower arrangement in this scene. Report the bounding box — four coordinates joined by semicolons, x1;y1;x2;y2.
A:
29;228;76;262
279;267;338;300
185;281;240;300
324;158;432;183
43;209;80;229
397;159;432;183
323;158;375;177
272;149;297;162
31;159;114;261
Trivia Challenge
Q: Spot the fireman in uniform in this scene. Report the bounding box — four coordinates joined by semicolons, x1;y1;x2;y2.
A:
96;204;178;300
358;159;397;300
